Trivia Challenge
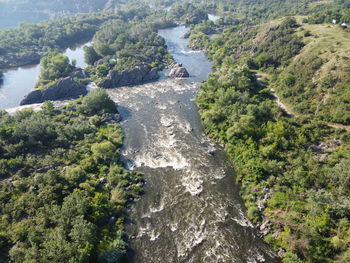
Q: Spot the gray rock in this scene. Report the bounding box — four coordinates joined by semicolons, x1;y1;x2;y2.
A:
0;52;46;69
20;77;87;105
20;90;42;105
98;65;159;89
143;67;159;82
260;220;271;231
94;59;105;66
181;32;190;39
71;69;86;79
168;62;182;68
168;66;189;78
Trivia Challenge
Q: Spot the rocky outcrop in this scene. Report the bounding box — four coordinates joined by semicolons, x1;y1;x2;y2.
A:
20;77;87;105
181;32;191;39
0;52;46;69
168;62;189;78
98;65;159;89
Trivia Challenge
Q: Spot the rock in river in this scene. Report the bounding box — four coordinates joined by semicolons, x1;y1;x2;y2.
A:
20;77;87;105
168;66;190;78
98;65;159;89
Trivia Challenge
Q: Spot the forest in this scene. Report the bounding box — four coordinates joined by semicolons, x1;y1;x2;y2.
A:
0;90;143;263
0;12;117;69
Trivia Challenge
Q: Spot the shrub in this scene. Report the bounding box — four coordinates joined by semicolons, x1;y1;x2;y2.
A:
78;88;117;115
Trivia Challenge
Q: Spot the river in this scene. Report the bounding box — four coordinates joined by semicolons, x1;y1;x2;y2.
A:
106;26;279;263
0;42;91;109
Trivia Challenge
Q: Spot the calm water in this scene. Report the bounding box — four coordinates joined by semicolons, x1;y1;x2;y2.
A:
106;26;279;263
0;42;91;109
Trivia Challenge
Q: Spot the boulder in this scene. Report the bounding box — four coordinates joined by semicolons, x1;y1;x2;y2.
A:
20;77;87;105
98;65;159;89
93;59;105;67
168;66;189;78
181;32;190;39
168;62;182;68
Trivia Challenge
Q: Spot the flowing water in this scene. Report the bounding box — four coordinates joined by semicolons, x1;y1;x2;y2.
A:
107;26;279;263
0;42;91;110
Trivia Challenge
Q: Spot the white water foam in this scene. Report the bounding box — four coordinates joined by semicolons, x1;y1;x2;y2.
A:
176;219;207;259
181;170;204;196
233;206;254;228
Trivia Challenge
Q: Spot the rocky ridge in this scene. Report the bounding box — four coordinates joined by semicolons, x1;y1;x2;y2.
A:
20;76;87;105
98;65;159;89
0;52;47;69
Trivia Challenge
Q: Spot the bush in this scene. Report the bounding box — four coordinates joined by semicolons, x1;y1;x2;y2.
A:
78;88;117;115
98;248;125;263
247;205;260;223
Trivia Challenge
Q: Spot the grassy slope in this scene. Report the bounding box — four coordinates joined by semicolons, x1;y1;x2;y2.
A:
223;16;350;125
276;21;350;124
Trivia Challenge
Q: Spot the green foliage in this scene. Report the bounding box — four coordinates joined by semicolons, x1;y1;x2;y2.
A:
78;88;117;115
37;52;75;88
0;94;142;262
84;46;102;65
85;17;172;81
196;12;350;262
0;12;124;69
282;252;303;263
91;141;118;163
168;2;208;24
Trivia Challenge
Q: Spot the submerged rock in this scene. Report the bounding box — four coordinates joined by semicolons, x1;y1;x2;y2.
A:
20;77;87;105
181;32;190;39
98;65;159;89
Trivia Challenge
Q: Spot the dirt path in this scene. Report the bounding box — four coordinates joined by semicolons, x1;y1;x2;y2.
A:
256;72;350;132
269;87;296;117
328;123;350;132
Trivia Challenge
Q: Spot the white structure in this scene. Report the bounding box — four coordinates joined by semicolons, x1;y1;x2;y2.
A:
332;19;337;24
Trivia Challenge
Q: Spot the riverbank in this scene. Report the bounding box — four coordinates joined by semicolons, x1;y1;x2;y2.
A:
195;18;350;263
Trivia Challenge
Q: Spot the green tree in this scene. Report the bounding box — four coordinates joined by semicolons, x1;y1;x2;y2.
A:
78;88;117;115
84;46;101;65
91;141;118;162
39;52;74;83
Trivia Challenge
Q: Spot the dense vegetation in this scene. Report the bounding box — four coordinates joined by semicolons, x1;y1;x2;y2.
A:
167;2;208;24
84;15;173;83
197;62;350;262
0;89;142;263
195;3;350;262
0;0;133;27
2;0;350;262
35;52;77;89
0;12;121;69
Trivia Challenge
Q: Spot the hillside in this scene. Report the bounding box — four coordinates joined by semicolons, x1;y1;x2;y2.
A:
200;14;350;125
194;2;350;263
